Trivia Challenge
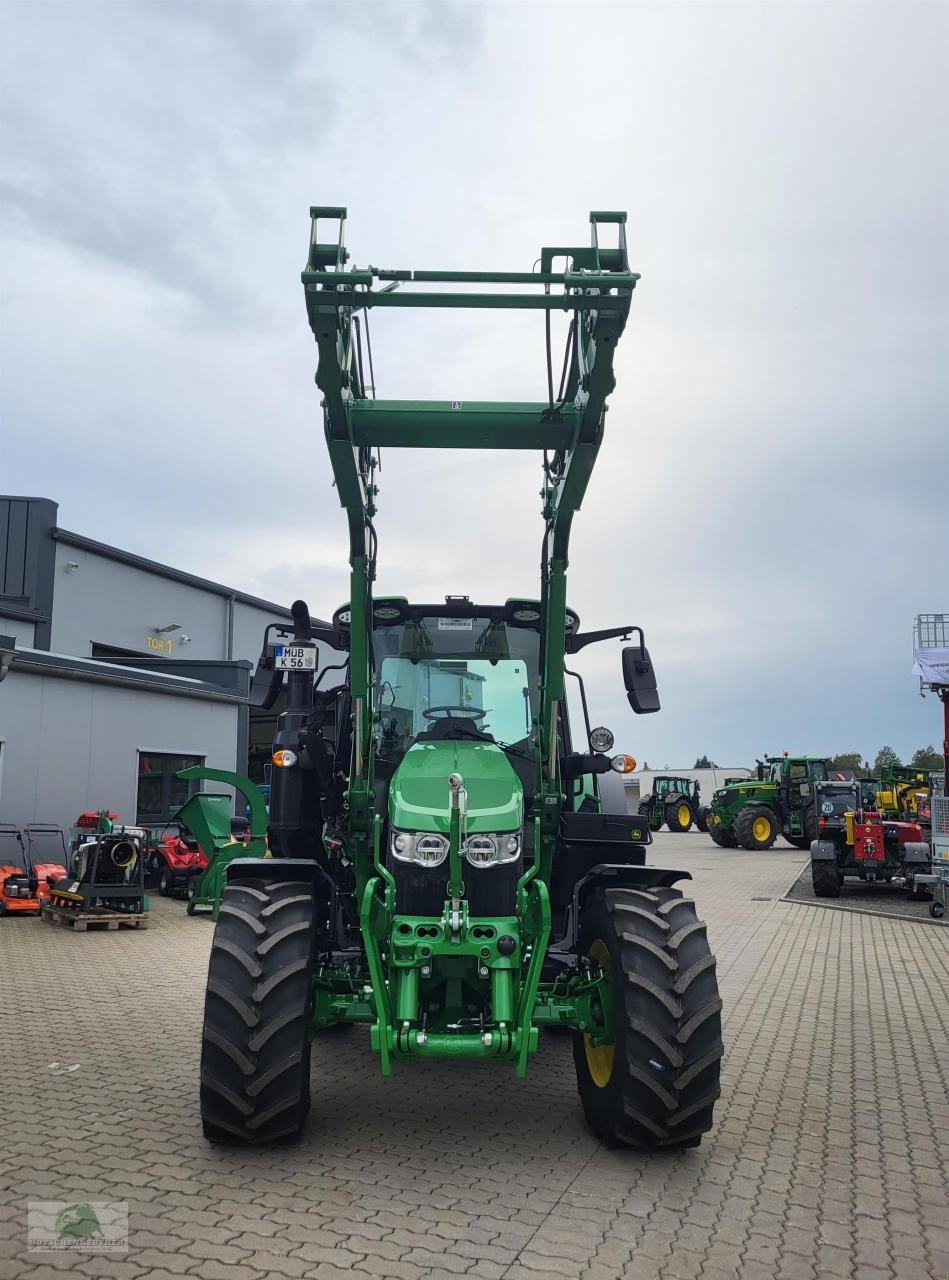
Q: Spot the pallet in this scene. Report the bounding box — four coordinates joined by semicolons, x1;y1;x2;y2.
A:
41;904;148;931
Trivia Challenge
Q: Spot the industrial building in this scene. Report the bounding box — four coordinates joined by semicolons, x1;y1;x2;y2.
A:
0;495;331;833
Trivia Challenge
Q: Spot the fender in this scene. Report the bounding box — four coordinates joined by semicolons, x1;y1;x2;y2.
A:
810;839;838;862
554;861;692;954
226;856;329;889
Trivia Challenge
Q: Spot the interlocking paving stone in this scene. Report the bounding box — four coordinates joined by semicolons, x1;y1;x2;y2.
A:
1;833;946;1279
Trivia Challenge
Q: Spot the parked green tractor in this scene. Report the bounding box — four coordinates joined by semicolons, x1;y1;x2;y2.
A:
193;208;722;1151
707;755;831;850
638;776;706;833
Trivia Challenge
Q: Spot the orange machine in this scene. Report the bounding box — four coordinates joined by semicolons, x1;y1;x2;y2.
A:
0;824;67;915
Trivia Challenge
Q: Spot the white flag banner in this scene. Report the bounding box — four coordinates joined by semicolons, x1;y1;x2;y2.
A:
913;647;949;686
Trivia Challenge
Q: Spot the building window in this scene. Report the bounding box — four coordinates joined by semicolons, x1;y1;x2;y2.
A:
136;752;203;824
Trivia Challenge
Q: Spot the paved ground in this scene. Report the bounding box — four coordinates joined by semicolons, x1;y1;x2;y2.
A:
1;833;947;1280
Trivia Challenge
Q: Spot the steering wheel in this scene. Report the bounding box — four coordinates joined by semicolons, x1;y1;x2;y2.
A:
422;705;487;721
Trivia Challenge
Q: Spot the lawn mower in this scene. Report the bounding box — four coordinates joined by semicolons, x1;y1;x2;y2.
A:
0;823;67;916
146;824;208;898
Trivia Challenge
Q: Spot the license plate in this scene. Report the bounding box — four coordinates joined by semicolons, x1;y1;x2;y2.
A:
275;643;317;671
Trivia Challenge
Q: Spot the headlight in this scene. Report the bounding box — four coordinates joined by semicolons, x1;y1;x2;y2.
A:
390;829;448;867
589;726;614;753
464;831;521;869
390;828;521;869
272;749;297;768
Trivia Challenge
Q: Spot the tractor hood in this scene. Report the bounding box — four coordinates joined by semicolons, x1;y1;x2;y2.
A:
388;740;523;835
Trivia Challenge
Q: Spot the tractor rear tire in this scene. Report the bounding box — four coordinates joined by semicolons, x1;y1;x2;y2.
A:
573;886;722;1150
811;859;841;898
638;800;662;833
200;878;316;1144
735;806;779;851
665;801;693;833
695;806;709;833
709;823;737;848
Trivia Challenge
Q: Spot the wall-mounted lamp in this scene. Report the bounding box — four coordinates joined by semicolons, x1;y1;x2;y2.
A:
154;623;182;635
180;635;192;645
65;561;80;573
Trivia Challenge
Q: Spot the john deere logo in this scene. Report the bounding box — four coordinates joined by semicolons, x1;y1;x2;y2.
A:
56;1204;103;1239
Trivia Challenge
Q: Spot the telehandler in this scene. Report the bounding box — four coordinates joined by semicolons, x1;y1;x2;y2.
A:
196;209;722;1150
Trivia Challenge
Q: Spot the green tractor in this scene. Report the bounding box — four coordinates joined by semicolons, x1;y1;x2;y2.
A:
193;209;723;1151
707;755;831;850
638;776;706;833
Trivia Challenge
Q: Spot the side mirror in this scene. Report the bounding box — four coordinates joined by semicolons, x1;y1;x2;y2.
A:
249;645;284;709
622;642;660;715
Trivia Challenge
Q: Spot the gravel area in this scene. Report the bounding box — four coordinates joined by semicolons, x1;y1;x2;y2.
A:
784;861;948;925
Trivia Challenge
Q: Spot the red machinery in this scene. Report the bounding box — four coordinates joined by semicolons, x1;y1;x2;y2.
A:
848;811;928;880
147;825;208;897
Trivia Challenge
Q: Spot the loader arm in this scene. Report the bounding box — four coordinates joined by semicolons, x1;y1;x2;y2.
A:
302;208;637;891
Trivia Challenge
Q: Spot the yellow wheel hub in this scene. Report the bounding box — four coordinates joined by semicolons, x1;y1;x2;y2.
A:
678;804;691;828
583;939;614;1088
752;815;772;842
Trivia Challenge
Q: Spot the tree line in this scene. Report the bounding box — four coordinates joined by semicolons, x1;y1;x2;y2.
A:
687;748;944;776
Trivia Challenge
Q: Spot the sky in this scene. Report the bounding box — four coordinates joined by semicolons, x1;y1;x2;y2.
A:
1;0;947;769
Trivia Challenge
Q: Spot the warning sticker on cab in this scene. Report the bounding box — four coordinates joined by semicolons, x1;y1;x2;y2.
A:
438;618;473;631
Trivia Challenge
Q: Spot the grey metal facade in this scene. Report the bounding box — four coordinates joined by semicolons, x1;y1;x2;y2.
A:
0;495;333;833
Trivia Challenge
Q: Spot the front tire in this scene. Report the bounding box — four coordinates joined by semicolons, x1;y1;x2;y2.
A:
811;856;841;898
573;886;723;1150
709;822;737;848
158;866;174;897
735;806;779;851
200;879;316;1144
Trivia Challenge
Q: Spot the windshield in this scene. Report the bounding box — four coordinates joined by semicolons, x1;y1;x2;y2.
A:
372;616;540;763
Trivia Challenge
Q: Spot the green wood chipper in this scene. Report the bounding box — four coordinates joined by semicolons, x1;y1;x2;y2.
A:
194;208;723;1149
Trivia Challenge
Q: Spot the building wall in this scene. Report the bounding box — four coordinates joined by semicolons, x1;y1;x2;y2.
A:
0;667;239;833
0;615;36;646
49;539;333;669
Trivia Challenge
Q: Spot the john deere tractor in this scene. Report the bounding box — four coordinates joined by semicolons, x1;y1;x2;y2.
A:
638;776;705;832
193;209;722;1151
707;754;831;850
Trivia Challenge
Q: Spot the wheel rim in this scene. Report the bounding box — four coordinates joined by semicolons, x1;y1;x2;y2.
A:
678;804;691;827
752;816;771;842
583;939;614;1088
